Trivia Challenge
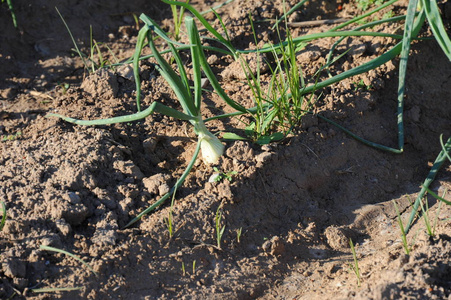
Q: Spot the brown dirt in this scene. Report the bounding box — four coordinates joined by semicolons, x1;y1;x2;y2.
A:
1;0;451;299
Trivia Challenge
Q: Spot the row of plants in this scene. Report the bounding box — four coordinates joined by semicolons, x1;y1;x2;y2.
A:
46;0;450;228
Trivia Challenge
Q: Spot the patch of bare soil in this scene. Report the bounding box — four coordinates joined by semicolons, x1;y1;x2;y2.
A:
1;0;450;299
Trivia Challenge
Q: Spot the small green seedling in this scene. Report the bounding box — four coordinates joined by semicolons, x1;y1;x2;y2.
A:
164;189;177;239
236;227;242;243
57;10;118;73
356;0;385;11
419;193;444;238
215;205;226;250
88;26;119;72
0;201;6;231
1;131;21;142
422;188;448;236
211;167;238;182
353;79;372;91
181;260;197;276
170;0;190;41
349;238;361;287
393;200;411;255
192;260;196;275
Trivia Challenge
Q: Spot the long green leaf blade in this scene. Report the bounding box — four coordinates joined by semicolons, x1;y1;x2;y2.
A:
331;0;399;32
397;0;422;152
186;18;247;113
162;0;233;52
185;16;203;111
139;14;193;100
145;26;197;117
140;13;189;47
46;101;196;126
133;26;151;112
405;136;451;232
422;0;451;60
242;31;408;54
425;187;451;206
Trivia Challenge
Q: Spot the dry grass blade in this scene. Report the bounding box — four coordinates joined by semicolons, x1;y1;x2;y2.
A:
40;245;98;276
32;286;83;293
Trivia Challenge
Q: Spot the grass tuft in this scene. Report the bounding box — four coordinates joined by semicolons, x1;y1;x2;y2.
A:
349;238;361;287
215;204;226;250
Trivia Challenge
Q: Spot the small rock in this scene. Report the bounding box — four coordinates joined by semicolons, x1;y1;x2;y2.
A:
158;183;170;196
255;152;273;164
64;192;81;204
143;137;158;152
325;226;358;250
2;220;22;235
262;239;271;253
270;236;285;256
81;68;119;99
143;173;171;195
118;25;134;39
348;39;367;57
262;236;285;256
207;54;219;65
297;46;321;63
116;64;134;81
113;160;144;180
41;233;62;248
92;212;118;246
225;141;254;161
61;203;91;226
406;106;421;123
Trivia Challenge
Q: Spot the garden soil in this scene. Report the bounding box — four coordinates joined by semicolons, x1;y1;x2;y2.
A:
1;0;451;299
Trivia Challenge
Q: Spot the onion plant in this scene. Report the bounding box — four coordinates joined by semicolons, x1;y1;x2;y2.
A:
47;14;246;226
172;0;449;154
47;0;450;226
